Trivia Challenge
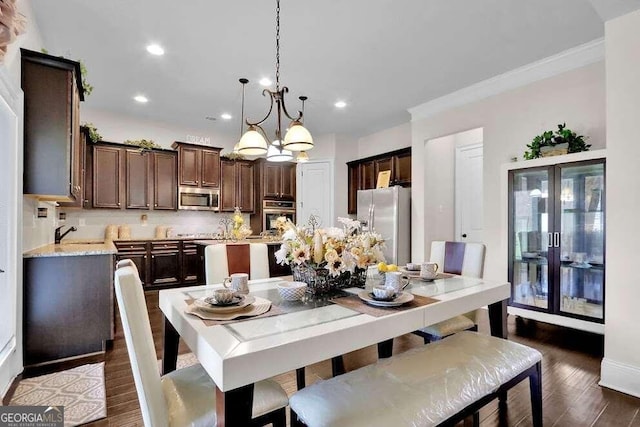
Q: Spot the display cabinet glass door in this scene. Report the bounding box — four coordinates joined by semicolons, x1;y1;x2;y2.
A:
556;161;605;320
510;168;552;310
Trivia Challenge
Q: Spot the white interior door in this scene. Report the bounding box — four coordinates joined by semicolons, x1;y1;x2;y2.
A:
455;143;483;242
297;161;334;228
0;69;21;398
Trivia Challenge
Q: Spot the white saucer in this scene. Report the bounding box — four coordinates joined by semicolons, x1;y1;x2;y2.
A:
358;290;414;307
194;295;255;313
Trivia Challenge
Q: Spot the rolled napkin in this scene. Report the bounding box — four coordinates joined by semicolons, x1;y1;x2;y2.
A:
118;225;131;240
105;224;118;241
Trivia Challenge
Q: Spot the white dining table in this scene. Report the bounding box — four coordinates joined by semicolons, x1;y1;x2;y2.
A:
159;275;510;427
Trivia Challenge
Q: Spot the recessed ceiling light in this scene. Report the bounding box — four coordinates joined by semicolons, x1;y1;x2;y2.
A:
146;44;165;56
134;95;148;103
259;77;272;87
334;100;347;109
220;113;232;120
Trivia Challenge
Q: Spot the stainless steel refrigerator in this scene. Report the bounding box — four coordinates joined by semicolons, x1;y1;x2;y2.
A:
357;186;410;266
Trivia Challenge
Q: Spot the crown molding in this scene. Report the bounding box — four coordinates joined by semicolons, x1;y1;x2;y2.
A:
408;38;605;122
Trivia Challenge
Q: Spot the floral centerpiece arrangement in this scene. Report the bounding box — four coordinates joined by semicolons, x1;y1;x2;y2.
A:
275;217;385;294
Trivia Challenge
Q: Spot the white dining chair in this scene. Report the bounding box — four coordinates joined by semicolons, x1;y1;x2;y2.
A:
205;243;270;285
414;241;486;343
114;265;288;427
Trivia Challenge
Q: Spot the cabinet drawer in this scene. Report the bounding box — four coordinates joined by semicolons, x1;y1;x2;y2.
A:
115;241;148;253
151;241;180;251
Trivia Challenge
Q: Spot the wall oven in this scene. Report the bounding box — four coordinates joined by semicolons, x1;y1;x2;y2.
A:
178;187;220;211
263;200;296;232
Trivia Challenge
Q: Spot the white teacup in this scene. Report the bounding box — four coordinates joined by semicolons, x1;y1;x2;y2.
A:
214;288;235;304
223;273;250;295
372;285;396;300
384;271;409;293
420;262;439;280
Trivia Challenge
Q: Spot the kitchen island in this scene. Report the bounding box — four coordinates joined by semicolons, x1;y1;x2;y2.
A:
22;241;116;371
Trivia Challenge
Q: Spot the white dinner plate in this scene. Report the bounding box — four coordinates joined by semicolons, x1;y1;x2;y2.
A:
357;290;414;307
194;295;255;313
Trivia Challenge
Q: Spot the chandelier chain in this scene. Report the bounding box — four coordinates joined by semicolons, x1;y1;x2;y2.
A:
275;0;280;90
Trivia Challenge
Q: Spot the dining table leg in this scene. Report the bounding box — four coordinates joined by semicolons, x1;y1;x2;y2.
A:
488;299;508;339
216;383;254;427
162;315;179;375
377;339;394;358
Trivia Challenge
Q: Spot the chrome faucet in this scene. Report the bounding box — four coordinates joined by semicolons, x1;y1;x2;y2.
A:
54;225;77;244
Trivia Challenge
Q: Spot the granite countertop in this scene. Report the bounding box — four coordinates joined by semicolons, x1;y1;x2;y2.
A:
23;240;117;258
193;239;282;246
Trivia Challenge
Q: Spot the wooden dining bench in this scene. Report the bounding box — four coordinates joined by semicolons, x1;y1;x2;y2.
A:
289;332;542;427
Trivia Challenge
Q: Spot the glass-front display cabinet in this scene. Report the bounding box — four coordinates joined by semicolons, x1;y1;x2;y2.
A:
508;159;605;324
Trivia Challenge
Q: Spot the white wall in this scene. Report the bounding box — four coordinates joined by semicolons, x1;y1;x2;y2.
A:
357;122;411;159
411;61;606;281
422;128;483;258
0;0;44;398
600;9;640;398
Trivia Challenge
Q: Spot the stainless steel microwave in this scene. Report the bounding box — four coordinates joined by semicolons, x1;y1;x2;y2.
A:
178;187;220;211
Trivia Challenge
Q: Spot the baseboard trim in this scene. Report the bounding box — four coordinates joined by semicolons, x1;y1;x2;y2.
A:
1;374;21;405
600;357;640;398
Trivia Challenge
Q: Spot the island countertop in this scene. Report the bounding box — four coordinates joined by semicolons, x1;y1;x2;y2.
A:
23;240;117;258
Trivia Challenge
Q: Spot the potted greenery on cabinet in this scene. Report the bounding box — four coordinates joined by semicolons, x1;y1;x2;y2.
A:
524;123;591;160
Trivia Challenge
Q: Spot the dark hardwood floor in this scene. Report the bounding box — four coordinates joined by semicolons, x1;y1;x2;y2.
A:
82;291;640;426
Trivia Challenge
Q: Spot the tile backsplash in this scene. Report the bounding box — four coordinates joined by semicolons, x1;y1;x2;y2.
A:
60;209;251;240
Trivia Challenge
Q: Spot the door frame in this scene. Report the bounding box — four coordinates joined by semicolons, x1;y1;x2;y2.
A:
455;142;484;242
0;66;24;398
296;159;335;227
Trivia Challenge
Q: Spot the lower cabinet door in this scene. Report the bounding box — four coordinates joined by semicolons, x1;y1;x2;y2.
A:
150;251;181;287
182;250;200;284
116;252;148;286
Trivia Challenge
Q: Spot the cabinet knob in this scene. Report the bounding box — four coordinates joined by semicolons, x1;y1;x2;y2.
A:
196;180;199;184
117;202;121;206
155;203;158;207
462;234;467;238
146;203;149;207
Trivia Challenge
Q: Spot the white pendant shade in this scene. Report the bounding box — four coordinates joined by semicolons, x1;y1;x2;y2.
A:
283;121;314;152
232;142;240;154
267;140;293;162
296;151;309;162
237;127;268;155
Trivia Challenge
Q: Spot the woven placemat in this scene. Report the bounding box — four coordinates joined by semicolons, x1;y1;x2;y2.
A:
185;296;285;326
330;293;439;317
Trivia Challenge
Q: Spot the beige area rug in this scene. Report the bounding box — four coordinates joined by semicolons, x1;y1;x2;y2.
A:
9;362;106;427
157;352;199;372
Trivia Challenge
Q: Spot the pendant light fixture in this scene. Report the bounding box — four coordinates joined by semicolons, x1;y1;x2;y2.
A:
233;78;249;154
237;0;314;157
296;96;310;162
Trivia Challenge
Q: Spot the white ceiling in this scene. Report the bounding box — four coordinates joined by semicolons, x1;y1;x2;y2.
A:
30;0;640;139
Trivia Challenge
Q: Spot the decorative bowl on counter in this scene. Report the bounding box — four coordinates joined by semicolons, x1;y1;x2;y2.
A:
277;281;307;301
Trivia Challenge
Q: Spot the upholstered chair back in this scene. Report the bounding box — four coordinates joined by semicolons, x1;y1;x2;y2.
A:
430;241;486;278
205;243;270;285
114;265;169;427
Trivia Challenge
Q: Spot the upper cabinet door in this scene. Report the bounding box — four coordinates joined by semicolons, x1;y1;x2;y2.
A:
280;164;296;200
360;161;375;190
263;163;282;198
93;146;122;209
238;161;255;213
153;152;177;210
374;157;392;186
200;149;221;188
392;151;412;186
220;160;237;212
348;164;360;214
125;150;150;209
178;146;200;186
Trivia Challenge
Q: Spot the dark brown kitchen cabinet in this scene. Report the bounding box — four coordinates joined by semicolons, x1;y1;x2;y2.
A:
220;159;255;213
153;151;178;210
257;160;296;200
172;142;222;188
150;241;180;287
115;241;149;286
393;150;412;186
115;240;199;289
346;147;412;214
125;149;150;209
93;145;122;209
21;49;85;202
181;241;199;285
59;128;89;208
